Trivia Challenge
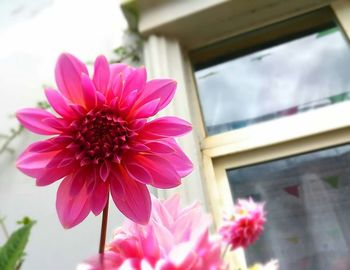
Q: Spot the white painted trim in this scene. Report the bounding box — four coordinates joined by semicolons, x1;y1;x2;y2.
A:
138;0;334;50
144;35;207;207
202;101;350;158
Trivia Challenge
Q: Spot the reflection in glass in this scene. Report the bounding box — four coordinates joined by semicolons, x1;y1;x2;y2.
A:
227;144;350;270
195;27;350;135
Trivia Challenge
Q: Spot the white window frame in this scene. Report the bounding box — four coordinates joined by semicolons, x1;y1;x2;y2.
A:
140;0;350;268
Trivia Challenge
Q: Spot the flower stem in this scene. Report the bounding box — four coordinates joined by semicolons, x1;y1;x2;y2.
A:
99;197;109;254
0;125;24;155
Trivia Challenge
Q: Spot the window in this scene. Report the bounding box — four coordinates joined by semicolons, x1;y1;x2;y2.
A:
228;144;350;269
193;9;350;135
195;25;350;135
189;5;350;270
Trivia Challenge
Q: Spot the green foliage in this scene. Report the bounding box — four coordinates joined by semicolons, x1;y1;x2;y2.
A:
111;39;142;66
36;101;50;110
16;217;34;226
0;219;35;270
120;0;139;32
0;125;24;155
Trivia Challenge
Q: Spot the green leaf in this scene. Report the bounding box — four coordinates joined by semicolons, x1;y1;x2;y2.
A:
0;221;35;270
16;217;33;226
36;101;50;110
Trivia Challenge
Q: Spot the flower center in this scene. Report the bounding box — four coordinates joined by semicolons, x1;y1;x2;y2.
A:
72;109;129;165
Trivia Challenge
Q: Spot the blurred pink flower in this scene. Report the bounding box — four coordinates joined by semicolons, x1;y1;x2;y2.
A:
78;195;226;270
219;198;265;250
16;53;193;228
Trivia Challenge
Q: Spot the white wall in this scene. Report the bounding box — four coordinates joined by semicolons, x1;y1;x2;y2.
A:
0;0;127;269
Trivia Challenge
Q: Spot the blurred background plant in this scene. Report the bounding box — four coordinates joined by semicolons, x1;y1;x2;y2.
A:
0;217;35;270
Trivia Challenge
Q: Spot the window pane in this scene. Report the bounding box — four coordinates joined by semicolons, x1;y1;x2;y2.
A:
227;144;350;270
195;26;350;135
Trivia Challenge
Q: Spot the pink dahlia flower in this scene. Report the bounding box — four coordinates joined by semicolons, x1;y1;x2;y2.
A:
78;195;226;270
219;198;265;250
16;53;193;228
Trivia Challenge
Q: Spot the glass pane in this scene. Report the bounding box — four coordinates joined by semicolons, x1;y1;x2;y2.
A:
195;26;350;135
227;144;350;270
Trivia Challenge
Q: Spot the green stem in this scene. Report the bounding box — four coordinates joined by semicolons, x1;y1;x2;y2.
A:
99;197;109;254
0;125;24;155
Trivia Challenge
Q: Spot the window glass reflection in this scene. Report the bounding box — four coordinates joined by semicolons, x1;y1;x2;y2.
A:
227;144;350;270
195;27;350;135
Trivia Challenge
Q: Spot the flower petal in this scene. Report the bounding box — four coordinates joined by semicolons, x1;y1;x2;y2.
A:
42;117;68;131
56;175;91;228
81;73;97;110
16;108;62;135
168;243;196;268
120;90;138;111
110;168;151;225
131;99;160;119
164;139;193;177
45;89;78;119
45;148;75;168
145;141;175;154
35;165;75;186
108;64;127;99
109;63;128;78
55;53;88;105
140;79;176;112
28;136;72;153
123;67;146;99
141;226;160;265
70;167;89;196
140;116;192;139
99;160;111;182
17;149;58;178
128;119;147;131
93;55;110;95
109;170;124;198
17;146;76;186
96;92;107;107
124;162;153;185
68;104;86;117
109;73;123;99
90;180;109;215
133;154;181;189
163;194;181;218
